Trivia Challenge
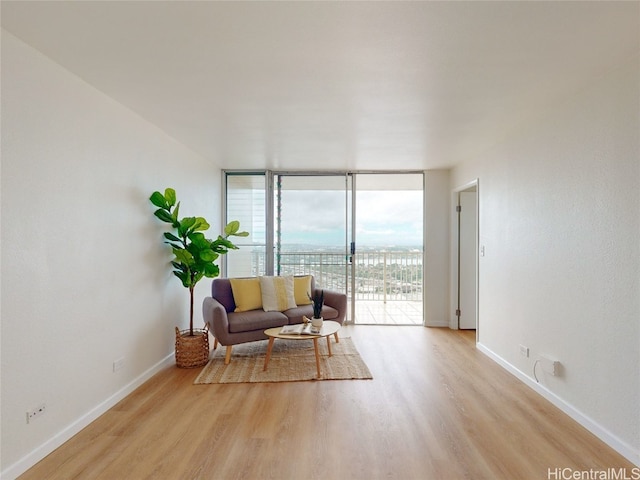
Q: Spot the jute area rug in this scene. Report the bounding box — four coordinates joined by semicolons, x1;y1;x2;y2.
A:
194;337;372;384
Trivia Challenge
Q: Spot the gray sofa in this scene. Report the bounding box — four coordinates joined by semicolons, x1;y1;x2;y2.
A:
202;276;347;364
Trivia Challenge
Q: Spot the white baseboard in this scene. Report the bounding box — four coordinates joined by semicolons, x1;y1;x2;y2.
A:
425;320;450;327
1;354;175;480
476;342;640;467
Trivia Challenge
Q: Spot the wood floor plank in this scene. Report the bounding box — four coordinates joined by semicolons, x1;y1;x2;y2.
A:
18;326;635;479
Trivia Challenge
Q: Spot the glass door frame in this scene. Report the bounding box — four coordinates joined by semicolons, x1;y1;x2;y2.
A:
273;171;354;324
224;169;425;325
351;171;425;325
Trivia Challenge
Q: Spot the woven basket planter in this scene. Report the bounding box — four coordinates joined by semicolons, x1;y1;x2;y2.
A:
175;327;210;368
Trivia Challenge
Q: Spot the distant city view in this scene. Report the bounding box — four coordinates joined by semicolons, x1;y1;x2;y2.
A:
262;243;422;302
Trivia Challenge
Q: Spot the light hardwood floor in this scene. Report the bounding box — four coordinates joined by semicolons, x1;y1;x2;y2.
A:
20;326;635;479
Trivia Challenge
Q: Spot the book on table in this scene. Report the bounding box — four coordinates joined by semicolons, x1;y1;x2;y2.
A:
280;323;320;335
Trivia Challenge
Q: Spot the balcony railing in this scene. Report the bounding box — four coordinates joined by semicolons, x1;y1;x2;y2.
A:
349;250;423;302
245;250;423;302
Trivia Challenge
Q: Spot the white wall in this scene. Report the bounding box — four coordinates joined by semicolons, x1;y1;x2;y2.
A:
424;169;450;327
1;31;221;477
451;56;640;464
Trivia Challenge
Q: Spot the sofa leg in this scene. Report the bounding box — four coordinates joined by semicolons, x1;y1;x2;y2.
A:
224;345;233;364
213;337;218;350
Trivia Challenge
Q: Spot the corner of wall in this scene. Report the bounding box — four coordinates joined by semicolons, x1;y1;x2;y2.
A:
423;169;451;326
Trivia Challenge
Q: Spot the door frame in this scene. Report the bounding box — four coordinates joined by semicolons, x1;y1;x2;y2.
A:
450;179;479;339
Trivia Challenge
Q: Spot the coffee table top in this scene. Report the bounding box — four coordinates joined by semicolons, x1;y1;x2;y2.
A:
265;320;341;340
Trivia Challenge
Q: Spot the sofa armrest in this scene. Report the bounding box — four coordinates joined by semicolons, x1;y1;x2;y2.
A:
319;288;347;324
202;296;232;344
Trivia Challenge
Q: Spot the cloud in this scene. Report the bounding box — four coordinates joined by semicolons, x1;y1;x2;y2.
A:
278;189;422;247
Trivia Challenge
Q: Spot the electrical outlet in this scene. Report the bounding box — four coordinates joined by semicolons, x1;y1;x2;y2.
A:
113;357;125;372
519;344;529;358
26;404;46;423
539;355;560;376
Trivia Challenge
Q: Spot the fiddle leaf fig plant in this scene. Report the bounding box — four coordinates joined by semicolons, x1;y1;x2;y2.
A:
150;188;248;336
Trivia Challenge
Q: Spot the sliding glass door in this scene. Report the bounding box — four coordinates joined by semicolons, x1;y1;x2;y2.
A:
225;171;424;325
352;173;424;325
274;174;352;320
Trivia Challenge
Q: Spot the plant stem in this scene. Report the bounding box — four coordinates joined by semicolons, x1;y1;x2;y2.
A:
189;285;194;336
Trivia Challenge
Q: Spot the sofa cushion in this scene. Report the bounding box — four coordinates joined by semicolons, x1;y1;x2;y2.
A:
228;310;288;333
230;278;262;312
211;278;235;312
259;276;296;312
283;304;339;324
293;275;313;305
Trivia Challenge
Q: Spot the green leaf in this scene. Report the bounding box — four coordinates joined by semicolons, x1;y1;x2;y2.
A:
212;236;237;253
154;209;174;223
173;248;194;265
171;201;180;224
203;263;220;277
164;232;181;242
181;217;197;229
173;270;191;288
171;261;187;273
224;221;248;238
177;217;196;237
199;249;218;262
224;221;240;236
150;191;168;209
164;188;176;207
192;218;210;232
193;271;205;284
188;232;209;248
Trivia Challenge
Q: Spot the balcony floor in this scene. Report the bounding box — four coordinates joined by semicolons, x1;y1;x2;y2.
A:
352;300;423;325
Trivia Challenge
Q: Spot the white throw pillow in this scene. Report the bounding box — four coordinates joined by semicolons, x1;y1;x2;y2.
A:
259;276;297;312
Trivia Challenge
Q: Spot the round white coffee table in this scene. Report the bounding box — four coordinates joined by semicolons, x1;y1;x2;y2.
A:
263;320;341;378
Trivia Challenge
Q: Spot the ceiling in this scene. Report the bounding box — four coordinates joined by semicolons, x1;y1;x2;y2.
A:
2;1;639;171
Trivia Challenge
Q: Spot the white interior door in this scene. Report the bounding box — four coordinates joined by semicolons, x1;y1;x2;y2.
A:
458;190;477;329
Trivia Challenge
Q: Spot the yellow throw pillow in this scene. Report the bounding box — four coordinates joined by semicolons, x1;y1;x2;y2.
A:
259;276;297;312
230;278;262;312
293;275;313;306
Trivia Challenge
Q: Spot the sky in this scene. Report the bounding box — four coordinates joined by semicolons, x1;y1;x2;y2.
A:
280;189;423;248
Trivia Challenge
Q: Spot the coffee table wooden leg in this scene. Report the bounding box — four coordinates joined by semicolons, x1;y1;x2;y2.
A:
313;338;321;377
264;337;275;371
334;332;339;343
326;336;332;356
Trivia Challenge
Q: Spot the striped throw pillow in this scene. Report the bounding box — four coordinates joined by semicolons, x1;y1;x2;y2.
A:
259;276;297;312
